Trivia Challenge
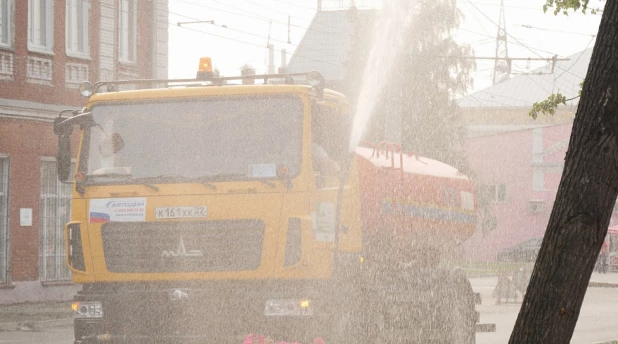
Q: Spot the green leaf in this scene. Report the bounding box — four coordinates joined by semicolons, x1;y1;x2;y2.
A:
578;80;585;96
544;0;593;15
529;93;567;119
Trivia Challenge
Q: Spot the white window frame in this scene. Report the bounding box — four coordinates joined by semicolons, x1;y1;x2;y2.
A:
27;0;54;54
118;0;137;63
0;0;13;49
39;158;73;282
0;156;9;283
485;183;507;204
65;0;89;59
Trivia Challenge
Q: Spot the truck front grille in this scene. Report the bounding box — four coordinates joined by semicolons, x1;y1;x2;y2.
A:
101;219;264;273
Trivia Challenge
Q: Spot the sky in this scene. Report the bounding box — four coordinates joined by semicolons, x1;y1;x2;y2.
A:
167;0;604;93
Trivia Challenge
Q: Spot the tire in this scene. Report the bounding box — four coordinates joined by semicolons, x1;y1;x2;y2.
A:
446;268;476;344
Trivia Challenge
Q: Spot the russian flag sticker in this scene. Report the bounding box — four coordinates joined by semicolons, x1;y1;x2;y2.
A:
89;212;111;223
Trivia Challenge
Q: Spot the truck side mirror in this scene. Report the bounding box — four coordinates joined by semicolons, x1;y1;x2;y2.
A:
57;135;72;182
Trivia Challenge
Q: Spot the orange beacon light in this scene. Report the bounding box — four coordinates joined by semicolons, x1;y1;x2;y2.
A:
196;57;214;80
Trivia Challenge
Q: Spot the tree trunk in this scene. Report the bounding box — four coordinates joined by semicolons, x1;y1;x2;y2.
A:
509;2;618;343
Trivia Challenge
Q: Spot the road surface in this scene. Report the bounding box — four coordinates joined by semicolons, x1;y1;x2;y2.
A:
1;277;618;344
474;276;618;344
0;327;73;344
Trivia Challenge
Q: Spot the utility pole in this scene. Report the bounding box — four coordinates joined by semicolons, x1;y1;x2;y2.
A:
493;0;510;84
287;16;291;44
268;44;275;74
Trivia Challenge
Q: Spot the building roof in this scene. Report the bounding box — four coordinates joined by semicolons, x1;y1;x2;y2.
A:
458;47;593;108
466;124;554;138
287;10;375;83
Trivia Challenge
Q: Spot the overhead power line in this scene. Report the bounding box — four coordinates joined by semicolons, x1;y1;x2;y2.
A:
168;20;341;67
518;24;597;37
170;10;341;60
239;0;315;26
554;36;595;82
464;0;558;59
492;0;509;85
467;1;552;12
456;29;559;57
174;0;341;37
270;0;317;11
464;0;591;84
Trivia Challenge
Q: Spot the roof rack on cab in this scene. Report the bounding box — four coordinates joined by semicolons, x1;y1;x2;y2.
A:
77;56;325;99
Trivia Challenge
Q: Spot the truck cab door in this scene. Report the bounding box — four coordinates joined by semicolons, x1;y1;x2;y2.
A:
310;103;362;257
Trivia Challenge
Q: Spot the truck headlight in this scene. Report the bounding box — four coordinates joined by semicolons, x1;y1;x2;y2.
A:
72;301;103;318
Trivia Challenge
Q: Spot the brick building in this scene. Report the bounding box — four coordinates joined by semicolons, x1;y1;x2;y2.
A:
0;0;168;303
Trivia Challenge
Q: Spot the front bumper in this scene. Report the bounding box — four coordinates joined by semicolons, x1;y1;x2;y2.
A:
73;280;339;344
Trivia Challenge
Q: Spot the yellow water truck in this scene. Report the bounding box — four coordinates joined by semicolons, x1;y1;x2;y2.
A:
55;59;492;344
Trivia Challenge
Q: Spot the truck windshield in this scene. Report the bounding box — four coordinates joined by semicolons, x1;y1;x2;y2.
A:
84;95;303;183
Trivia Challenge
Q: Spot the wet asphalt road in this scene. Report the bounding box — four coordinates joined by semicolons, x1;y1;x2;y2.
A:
474;276;618;344
1;277;618;344
0;327;73;344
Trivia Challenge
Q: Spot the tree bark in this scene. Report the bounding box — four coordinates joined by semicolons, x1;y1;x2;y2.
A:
509;2;618;343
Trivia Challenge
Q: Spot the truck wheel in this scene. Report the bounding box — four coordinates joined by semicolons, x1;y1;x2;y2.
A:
446;268;476;344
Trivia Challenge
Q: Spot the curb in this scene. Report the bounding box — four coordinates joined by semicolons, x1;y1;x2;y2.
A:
0;317;72;332
589;282;618;288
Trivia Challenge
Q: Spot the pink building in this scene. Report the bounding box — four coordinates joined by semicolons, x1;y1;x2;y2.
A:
462;124;572;260
457;47;618;260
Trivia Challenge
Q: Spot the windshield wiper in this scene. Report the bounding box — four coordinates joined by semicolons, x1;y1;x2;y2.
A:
254;179;276;188
88;173;160;192
127;174;218;191
164;175;217;190
193;174;276;189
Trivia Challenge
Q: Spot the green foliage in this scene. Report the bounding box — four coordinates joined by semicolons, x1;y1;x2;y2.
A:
578;80;585;96
529;93;567;119
397;0;474;166
528;81;584;119
344;1;473;168
529;1;591;120
543;0;602;14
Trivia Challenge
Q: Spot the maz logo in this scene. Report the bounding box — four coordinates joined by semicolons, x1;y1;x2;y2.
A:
161;237;203;258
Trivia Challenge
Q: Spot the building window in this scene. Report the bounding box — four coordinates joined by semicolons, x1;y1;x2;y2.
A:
65;0;89;58
0;157;8;283
0;0;12;48
118;0;136;63
28;0;54;53
40;159;73;282
483;183;506;204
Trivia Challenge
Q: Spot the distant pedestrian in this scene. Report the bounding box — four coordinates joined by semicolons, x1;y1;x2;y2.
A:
492;272;517;304
514;267;530;298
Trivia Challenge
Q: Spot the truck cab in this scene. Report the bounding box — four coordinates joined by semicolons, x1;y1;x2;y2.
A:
56;72;363;343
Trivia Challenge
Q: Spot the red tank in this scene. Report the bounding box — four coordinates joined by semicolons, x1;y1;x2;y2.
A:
355;143;477;264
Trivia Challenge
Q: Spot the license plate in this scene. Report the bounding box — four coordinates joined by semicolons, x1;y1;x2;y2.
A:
264;299;312;316
155;206;207;219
